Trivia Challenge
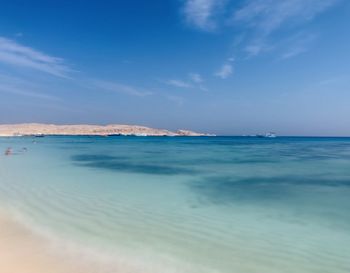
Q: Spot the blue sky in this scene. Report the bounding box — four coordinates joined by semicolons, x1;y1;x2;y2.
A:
0;0;349;135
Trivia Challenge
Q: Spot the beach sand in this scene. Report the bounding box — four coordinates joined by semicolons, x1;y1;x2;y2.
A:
0;213;83;273
0;212;166;273
0;212;130;273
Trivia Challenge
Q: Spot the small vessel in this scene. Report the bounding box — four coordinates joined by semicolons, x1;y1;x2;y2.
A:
264;132;276;138
256;132;277;138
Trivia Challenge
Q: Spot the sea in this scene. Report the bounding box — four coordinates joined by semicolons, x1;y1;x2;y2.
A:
0;136;349;273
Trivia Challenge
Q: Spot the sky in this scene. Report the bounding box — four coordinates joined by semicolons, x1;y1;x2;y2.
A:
0;0;349;136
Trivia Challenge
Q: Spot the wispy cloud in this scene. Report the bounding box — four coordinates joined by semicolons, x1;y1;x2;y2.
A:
0;83;60;100
93;80;153;97
0;37;72;77
0;74;60;100
233;0;339;34
244;40;273;56
182;0;339;78
164;73;206;89
189;73;203;83
183;0;227;31
280;32;317;59
183;0;338;34
165;79;192;88
233;0;339;57
215;64;233;79
215;58;234;79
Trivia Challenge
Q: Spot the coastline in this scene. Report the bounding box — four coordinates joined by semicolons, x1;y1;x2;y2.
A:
0;123;213;137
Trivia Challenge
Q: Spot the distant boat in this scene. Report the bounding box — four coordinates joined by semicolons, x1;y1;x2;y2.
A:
34;134;45;138
256;132;277;138
264;132;276;138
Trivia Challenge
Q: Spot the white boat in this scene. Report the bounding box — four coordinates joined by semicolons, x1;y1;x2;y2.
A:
264;132;276;138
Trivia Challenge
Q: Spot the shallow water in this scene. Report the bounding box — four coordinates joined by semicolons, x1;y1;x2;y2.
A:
0;136;350;272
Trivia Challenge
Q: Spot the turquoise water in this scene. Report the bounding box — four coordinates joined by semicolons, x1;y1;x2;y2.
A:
0;136;350;273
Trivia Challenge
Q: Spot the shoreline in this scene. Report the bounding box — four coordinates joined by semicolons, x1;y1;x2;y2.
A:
0;211;146;273
0;211;86;273
0;210;144;273
0;210;199;273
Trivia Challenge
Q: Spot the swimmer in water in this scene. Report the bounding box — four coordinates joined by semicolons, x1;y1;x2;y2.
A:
5;148;12;156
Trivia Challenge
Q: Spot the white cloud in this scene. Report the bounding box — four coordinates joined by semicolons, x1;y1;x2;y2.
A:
233;0;339;34
164;74;206;90
233;0;339;57
282;46;307;59
0;74;60;100
182;0;339;60
93;80;153;97
215;64;233;79
189;73;203;83
215;58;234;79
183;0;227;31
245;43;263;56
184;0;339;33
280;32;316;59
0;37;71;77
244;40;273;56
165;79;192;88
0;83;59;100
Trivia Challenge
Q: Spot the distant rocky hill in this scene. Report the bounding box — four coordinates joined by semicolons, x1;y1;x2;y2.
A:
0;123;212;137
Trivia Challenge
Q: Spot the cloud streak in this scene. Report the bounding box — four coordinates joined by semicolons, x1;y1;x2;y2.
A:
215;64;233;79
189;73;203;83
165;79;192;88
233;0;339;57
0;37;155;100
183;0;339;61
280;32;317;59
164;73;206;89
0;37;72;77
233;0;338;34
215;58;234;79
183;0;227;31
93;80;153;97
0;74;60;100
